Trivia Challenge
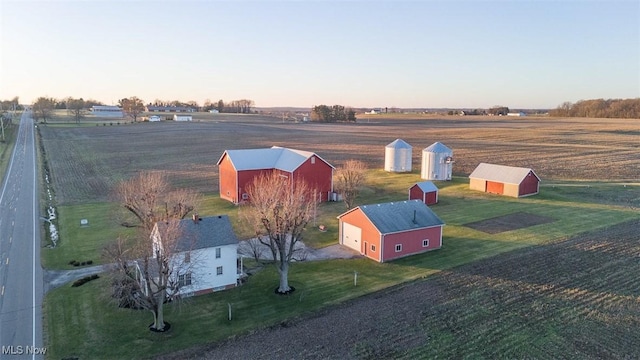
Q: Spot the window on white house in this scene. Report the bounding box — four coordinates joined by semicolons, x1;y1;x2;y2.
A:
178;273;192;287
423;239;429;247
216;266;223;275
215;247;221;258
184;252;191;263
371;244;376;252
395;244;402;252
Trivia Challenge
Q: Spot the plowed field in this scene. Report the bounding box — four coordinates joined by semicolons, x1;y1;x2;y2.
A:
38;115;640;204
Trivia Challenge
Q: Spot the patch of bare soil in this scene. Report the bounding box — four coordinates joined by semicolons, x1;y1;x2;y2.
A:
464;211;555;234
156;219;640;359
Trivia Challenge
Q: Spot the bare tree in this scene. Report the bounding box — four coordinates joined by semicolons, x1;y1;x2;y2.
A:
104;220;196;332
243;170;318;294
334;160;367;209
119;96;145;122
107;171;200;331
32;96;56;123
114;171;199;231
66;97;86;123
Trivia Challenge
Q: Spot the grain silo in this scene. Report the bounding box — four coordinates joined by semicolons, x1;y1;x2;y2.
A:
421;142;453;180
384;139;412;172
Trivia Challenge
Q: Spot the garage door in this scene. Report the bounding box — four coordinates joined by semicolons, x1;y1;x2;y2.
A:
486;181;504;194
342;222;362;252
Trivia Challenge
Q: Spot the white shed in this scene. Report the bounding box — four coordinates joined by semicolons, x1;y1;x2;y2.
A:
421;142;453;180
173;114;193;121
384;139;412;172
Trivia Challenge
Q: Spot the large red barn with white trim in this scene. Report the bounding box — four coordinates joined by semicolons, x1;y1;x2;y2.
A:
217;146;334;204
337;200;445;263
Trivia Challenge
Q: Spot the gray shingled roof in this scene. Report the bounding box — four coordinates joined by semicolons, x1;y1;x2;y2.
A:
414;181;438;193
156;215;238;253
386;139;412;149
469;163;539;185
347;200;444;234
217;146;333;172
424;142;452;153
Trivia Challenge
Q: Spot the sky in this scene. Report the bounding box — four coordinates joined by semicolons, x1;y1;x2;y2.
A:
1;0;639;109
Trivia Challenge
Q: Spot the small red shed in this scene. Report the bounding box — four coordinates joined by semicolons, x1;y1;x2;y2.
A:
337;200;445;263
409;181;439;205
217;146;334;204
469;163;540;198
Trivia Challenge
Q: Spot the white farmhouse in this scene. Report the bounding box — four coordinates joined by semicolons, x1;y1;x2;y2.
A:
145;214;239;297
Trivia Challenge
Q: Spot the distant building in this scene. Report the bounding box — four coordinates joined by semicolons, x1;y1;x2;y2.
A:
173;114;193;121
90;105;123;117
507;112;526;117
146;106;196;113
469;163;540;197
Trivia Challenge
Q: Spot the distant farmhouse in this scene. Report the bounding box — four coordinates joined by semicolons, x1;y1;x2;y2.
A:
469;163;540;197
146;105;196;113
217;146;335;204
338;200;445;263
90;105;123;117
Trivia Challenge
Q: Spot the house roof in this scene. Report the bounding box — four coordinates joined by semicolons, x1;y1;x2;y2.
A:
156;215;238;253
424;142;452;153
469;163;540;185
217;146;334;172
386;139;412;149
339;200;444;234
413;181;438;193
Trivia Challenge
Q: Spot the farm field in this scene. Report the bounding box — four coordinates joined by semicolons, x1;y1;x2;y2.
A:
37;114;640;358
38;114;640;205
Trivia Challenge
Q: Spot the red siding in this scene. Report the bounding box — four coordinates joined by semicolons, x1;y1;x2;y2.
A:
425;191;438;205
237;169;274;202
381;226;443;262
338;209;381;262
519;171;539;196
218;154;237;203
486;181;504;194
292;156;334;202
409;185;423;202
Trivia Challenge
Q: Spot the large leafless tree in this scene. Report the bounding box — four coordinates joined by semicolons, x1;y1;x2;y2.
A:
243;170;317;294
119;96;145;122
66;97;86;123
32;96;56;123
106;171;200;331
334;160;367;209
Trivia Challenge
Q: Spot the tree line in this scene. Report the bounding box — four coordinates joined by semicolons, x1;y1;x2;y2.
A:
310;105;356;122
549;98;640;119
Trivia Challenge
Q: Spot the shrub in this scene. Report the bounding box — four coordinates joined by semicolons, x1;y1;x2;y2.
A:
72;274;100;287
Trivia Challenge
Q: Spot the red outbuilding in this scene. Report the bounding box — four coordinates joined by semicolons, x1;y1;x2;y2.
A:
469;163;540;198
337;200;445;263
409;181;439;205
217;146;335;204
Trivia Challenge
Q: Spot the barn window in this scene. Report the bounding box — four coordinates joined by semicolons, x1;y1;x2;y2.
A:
311;156;316;164
184;252;191;263
395;244;402;252
371;244;376;252
422;239;429;247
216;266;223;275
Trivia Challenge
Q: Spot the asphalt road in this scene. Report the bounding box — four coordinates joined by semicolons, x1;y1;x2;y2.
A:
0;111;45;359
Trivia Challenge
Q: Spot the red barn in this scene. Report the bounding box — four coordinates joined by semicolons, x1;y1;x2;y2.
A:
409;181;439;205
469;163;540;197
337;200;445;263
217;146;334;204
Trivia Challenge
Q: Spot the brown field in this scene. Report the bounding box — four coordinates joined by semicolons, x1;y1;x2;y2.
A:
160;219;640;359
38;114;640;205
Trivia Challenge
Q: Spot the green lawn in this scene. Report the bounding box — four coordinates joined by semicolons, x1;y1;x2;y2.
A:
42;173;640;359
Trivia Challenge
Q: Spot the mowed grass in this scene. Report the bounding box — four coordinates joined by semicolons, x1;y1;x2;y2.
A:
43;175;640;359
